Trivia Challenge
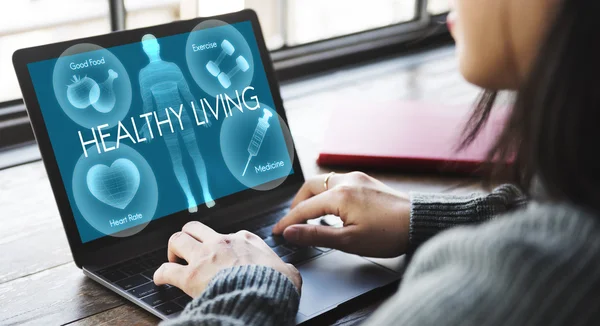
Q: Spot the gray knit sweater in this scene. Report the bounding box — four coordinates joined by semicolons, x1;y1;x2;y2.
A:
162;184;600;325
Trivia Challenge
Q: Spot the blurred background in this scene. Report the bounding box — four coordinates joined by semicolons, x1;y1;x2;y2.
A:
0;0;449;102
0;0;451;168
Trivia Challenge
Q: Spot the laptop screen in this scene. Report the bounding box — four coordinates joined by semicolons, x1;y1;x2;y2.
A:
26;20;294;243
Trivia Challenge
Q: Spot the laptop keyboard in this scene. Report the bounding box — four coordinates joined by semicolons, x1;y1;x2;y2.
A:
97;249;190;316
96;208;331;316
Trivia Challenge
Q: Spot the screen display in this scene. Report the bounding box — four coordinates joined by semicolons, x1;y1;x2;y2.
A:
27;20;294;243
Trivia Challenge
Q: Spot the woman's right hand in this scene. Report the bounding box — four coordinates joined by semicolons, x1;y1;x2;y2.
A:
272;172;411;258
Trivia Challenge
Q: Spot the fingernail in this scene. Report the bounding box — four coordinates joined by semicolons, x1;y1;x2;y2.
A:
284;226;299;242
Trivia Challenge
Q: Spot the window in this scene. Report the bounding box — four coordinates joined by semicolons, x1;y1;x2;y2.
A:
124;0;447;49
123;0;287;50
124;0;181;30
1;0;448;103
1;0;449;103
285;0;417;46
0;0;111;103
0;0;449;156
428;0;451;15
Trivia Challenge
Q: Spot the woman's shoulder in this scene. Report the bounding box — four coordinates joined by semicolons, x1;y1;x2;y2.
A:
385;202;600;326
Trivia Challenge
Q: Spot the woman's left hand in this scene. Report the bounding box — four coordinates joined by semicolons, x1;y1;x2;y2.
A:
153;221;302;298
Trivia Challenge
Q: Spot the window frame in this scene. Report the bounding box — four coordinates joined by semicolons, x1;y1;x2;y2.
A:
272;0;430;60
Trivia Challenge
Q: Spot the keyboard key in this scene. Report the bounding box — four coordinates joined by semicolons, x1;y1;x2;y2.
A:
253;226;274;239
129;282;165;298
174;295;193;307
283;244;303;252
100;269;127;282
155;301;183;315
272;245;292;257
142;287;185;306
261;209;289;226
146;257;165;268
120;263;146;276
137;260;156;271
142;267;159;280
282;248;322;265
115;274;150;290
264;236;285;247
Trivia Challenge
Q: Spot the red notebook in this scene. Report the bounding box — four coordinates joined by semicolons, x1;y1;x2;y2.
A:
317;100;509;175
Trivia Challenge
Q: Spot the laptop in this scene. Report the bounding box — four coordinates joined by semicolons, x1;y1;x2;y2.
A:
12;9;403;324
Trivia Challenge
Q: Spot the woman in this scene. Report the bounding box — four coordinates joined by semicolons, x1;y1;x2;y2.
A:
155;0;600;324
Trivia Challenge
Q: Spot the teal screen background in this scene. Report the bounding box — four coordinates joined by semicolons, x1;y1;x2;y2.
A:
27;21;294;243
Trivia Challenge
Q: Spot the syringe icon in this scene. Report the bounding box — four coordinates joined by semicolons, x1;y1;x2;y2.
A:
242;109;273;176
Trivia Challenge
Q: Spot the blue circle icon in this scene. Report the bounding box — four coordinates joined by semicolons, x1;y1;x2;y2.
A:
52;43;132;129
220;101;294;191
72;142;158;238
186;20;255;98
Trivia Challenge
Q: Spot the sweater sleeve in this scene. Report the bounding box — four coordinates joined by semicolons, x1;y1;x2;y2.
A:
160;265;299;326
408;183;527;250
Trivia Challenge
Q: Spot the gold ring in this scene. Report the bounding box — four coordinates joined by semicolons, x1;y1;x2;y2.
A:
324;172;335;190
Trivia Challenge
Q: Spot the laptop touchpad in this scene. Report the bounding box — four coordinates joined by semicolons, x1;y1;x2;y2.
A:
296;250;399;318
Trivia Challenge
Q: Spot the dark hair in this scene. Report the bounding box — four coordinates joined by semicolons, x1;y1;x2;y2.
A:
460;0;600;211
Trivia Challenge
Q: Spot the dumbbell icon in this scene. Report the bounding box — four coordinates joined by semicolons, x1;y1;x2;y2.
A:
217;56;249;89
206;40;235;77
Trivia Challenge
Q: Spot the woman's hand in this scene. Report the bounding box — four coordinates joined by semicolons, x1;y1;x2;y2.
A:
272;172;411;258
153;221;302;298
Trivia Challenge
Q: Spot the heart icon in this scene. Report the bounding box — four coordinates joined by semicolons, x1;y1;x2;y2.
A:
86;158;140;209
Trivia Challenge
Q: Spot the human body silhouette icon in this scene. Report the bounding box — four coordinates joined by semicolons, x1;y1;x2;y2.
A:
138;34;214;212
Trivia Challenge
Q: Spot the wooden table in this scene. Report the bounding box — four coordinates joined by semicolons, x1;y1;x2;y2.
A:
0;45;484;325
